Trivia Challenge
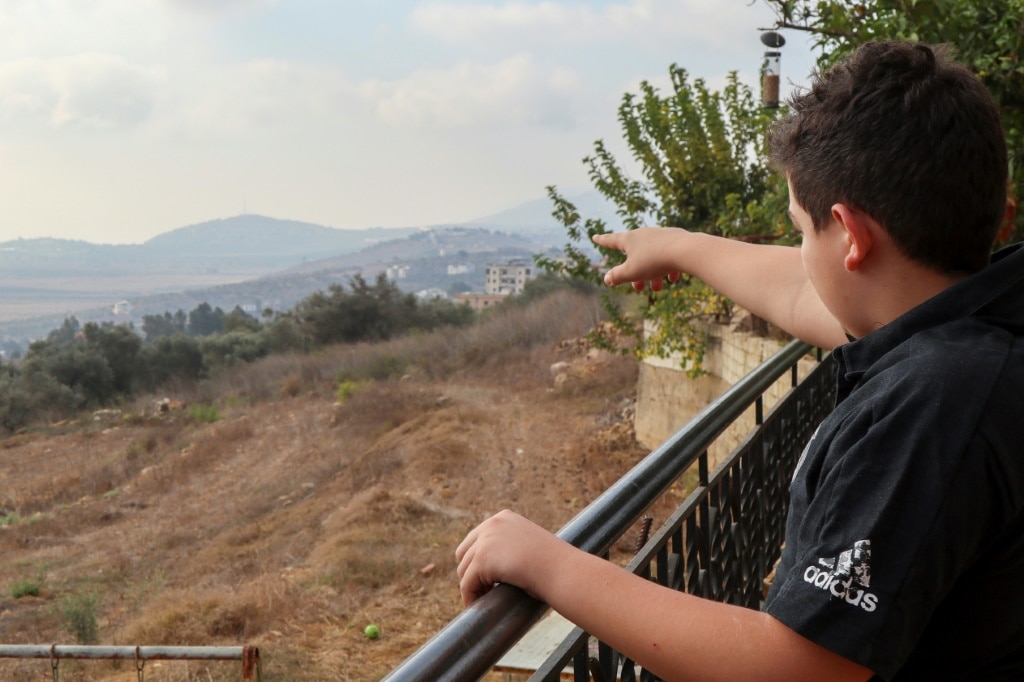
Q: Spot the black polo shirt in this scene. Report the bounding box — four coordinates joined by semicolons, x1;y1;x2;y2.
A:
764;244;1024;680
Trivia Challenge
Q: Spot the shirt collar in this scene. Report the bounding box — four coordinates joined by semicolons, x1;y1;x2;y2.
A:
833;243;1024;402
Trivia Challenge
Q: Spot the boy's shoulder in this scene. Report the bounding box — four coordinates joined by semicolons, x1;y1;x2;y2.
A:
853;316;1021;427
821;310;1023;474
842;243;1024;414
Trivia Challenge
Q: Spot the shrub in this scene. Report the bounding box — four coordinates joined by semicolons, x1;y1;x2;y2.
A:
188;403;222;424
200;330;269;370
11;578;41;598
142;334;206;387
336;379;361;404
263;316;308;354
61;590;99;643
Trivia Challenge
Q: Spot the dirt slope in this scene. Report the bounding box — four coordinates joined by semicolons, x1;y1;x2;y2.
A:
0;310;647;680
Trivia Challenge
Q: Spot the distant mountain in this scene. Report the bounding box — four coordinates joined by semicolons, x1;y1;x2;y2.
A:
0;237;107;256
104;227;549;329
141;215;417;268
0;237;136;277
0;224;557;348
278;225;542;276
0;192;617;278
0;191;621;346
0;215;418;277
464;190;625;236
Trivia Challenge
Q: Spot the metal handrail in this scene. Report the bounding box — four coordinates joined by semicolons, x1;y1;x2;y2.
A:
384;339;819;681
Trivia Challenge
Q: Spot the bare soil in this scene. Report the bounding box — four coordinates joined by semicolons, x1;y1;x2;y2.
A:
0;305;649;680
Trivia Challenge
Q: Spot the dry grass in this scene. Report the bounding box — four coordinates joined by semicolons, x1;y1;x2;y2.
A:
0;290;648;680
194;289;607;404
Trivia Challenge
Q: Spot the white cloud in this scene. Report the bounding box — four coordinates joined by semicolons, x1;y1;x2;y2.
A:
158;0;278;15
410;0;766;50
0;1;181;61
51;55;159;128
411;1;607;46
153;59;360;142
359;54;584;129
0;55;159;130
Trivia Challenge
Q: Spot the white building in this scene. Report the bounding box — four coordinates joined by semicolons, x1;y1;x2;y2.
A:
484;259;535;295
415;288;449;300
386;264;410;281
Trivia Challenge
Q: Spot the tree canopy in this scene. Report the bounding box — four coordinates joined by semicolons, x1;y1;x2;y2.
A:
0;276;477;433
541;66;788;374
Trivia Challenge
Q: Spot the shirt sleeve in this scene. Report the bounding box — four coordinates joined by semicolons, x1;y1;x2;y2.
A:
764;362;1003;679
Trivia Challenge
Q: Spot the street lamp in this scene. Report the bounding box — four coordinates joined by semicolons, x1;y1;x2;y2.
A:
761;31;786;108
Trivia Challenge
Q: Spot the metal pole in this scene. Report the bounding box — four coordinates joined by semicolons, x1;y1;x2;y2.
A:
0;645;250;661
0;645;260;681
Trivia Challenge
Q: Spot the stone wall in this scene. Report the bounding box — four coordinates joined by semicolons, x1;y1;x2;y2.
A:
634;316;819;468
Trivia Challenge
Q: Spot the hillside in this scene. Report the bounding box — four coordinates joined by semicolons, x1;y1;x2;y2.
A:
141;216;415;267
0;216;416;343
0;189;621;347
0;291;656;681
0;217;415;276
0;224;558;350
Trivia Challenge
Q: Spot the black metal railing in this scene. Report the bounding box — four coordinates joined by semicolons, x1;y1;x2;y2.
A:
384;339;835;682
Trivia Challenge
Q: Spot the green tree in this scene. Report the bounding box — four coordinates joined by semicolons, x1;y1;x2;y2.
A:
0;362;32;432
295;273;417;346
141;334;206;386
142;310;187;341
262;314;308;354
762;0;1024;242
20;341;115;410
47;316;81;346
200;329;269;369
223;306;261;333
541;66;788;374
82;323;143;396
187;302;225;337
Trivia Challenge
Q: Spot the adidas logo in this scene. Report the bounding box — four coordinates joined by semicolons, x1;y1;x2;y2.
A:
802;540;879;613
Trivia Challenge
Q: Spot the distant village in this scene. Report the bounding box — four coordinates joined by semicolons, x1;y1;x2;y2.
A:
386;257;538;311
109;257;540;322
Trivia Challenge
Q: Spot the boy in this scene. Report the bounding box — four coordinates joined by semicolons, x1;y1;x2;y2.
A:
456;42;1024;680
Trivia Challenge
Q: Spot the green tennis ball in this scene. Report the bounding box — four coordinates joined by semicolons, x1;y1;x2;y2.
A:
364;624;380;639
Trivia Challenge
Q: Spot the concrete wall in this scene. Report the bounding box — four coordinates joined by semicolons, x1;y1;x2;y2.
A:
635;316;818;468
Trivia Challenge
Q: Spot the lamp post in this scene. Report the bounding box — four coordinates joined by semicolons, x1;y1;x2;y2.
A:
761;31;786;108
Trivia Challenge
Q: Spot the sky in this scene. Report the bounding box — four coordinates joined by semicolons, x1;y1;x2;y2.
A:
0;0;818;245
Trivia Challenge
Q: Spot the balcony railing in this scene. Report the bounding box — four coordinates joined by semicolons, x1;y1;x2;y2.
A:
384;339;835;681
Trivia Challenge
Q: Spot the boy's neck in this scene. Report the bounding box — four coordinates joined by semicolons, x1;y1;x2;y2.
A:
849;257;967;338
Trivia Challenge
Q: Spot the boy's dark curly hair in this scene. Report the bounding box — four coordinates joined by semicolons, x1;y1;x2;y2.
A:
770;42;1008;274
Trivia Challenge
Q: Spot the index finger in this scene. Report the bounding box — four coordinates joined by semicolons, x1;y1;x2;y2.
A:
592;232;625;251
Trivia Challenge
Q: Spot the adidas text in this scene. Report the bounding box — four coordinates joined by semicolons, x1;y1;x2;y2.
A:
803;565;879;613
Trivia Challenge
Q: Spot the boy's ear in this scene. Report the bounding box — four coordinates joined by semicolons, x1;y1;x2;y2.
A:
831;203;874;272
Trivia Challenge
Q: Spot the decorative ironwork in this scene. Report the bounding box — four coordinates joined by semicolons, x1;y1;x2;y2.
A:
384;340;835;682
